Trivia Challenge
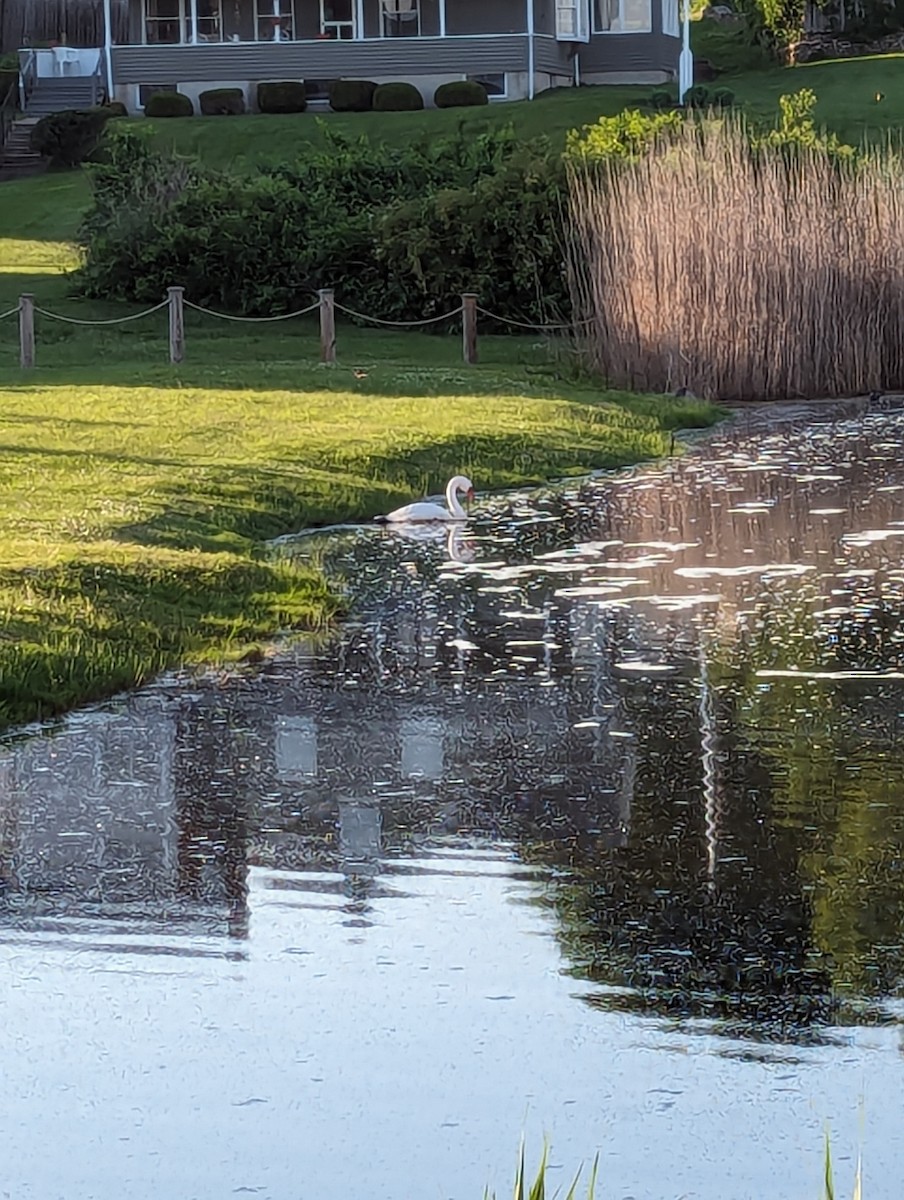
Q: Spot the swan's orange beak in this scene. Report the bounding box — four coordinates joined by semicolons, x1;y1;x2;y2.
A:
467;488;475;504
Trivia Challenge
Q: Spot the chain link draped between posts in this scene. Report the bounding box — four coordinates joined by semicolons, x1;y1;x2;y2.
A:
8;286;578;370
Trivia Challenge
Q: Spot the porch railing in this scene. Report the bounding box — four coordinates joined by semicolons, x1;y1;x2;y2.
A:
18;49;36;111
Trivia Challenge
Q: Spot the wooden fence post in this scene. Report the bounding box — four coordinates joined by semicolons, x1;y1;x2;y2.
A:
19;294;35;370
319;289;336;365
167;286;185;364
462;293;478;365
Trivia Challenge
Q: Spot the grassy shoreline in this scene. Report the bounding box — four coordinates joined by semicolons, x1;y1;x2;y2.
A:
0;83;740;731
0;309;722;731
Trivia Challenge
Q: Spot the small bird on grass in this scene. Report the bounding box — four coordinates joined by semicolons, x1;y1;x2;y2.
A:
353;368;369;380
875;92;885;103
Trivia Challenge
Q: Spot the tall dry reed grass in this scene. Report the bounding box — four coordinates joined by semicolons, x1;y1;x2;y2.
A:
567;118;904;401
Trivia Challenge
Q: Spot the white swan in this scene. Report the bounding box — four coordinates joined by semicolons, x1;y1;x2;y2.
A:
378;475;475;524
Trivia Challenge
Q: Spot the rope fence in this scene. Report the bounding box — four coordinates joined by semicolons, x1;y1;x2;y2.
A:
1;287;582;370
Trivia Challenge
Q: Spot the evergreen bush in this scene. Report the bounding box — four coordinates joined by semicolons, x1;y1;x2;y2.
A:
144;91;194;117
372;82;424;111
433;80;488;108
199;87;245;115
329;80;378;112
257;81;307;113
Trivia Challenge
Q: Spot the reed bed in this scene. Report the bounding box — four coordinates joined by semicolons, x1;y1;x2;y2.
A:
567;118;904;401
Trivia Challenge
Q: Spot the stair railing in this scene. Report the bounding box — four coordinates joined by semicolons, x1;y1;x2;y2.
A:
18;49;37;112
91;54;106;105
0;80;17;162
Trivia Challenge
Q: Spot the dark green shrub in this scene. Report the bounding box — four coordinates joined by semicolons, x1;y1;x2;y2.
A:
373;82;423;112
145;91;194;117
711;87;736;108
649;90;675;110
30;108;110;167
0;69;18;108
433;80;488;108
76;124;565;328
684;85;712;108
199;87;245;115
96;100;128;118
329;79;378;112
257;81;306;113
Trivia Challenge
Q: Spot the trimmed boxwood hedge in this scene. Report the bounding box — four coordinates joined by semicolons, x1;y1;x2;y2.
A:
145;91;194;117
434;80;488;108
329;79;378;112
257;81;307;113
372;81;424;112
199;87;245;115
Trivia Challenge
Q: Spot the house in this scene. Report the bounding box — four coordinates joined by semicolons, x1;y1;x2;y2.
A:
10;0;680;115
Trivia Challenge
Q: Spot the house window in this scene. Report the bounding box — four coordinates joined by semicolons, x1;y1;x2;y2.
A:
467;72;506;98
321;0;356;38
661;0;679;35
255;0;294;41
195;0;223;40
555;0;590;40
382;0;420;37
593;0;652;31
145;0;182;44
144;0;223;43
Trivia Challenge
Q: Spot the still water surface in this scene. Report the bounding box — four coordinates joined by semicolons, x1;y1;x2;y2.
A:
4;411;904;1199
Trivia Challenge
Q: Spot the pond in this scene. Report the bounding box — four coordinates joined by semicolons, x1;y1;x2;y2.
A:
3;407;904;1200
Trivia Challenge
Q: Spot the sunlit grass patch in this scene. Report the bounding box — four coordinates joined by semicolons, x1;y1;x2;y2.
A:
0;343;721;728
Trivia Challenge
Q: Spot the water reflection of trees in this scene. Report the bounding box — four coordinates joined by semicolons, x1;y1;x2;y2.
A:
4;417;904;1037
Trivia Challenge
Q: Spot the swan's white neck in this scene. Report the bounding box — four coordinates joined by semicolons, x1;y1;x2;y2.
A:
445;478;467;518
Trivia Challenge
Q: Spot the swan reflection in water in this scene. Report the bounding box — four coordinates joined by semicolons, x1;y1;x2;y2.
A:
383;522;478;564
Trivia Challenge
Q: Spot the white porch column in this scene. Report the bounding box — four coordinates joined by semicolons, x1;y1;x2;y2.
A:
526;0;535;100
273;0;281;42
190;0;199;44
356;0;365;37
439;0;446;37
678;0;693;103
102;0;114;99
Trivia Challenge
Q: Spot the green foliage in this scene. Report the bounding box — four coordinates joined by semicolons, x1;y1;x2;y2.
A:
377;138;568;325
77;123;567;325
373;81;424;111
329;79;378;112
650;89;676;110
485;1144;598;1200
144;90;194;117
30;108;110;168
200;87;246;115
566;108;684;161
753;87;856;158
737;0;805;47
434;80;489;108
257;81;307;113
684;84;713;108
682;84;736;108
98;100;129;118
